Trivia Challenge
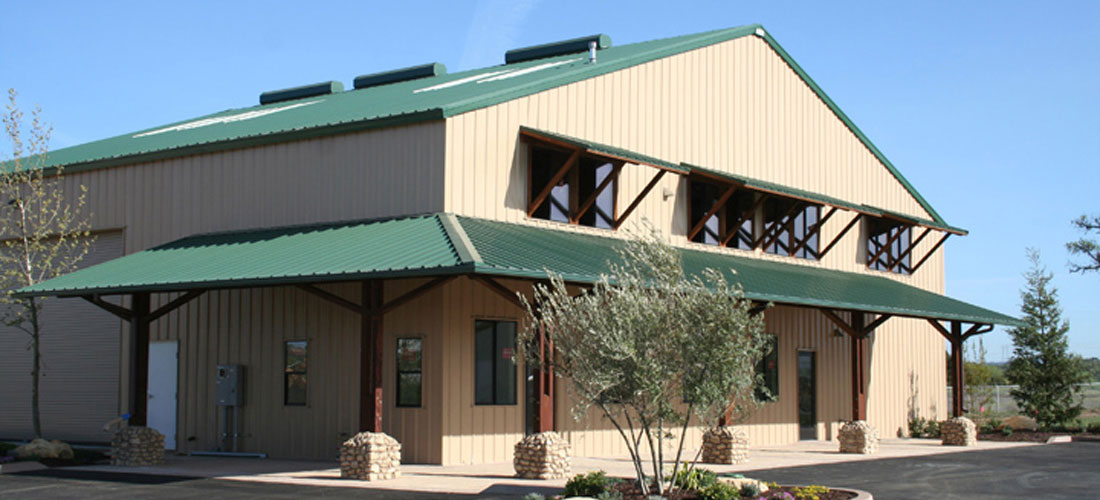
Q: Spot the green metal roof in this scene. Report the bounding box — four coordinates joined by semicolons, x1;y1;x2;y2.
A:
686;163;867;214
33;24;946;226
19;213;1018;326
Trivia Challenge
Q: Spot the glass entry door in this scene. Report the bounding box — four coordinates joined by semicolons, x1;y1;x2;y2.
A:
797;351;817;440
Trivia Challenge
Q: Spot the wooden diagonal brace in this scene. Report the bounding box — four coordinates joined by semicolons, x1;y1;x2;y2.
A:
472;275;527;309
820;213;862;259
722;194;768;247
887;227;932;272
789;206;837;257
615;169;667;230
822;309;892;338
297;284;361;314
376;275;457;315
148;290;206;322
868;225;908;269
574;162;623;224
754;201;804;250
760;202;807;252
528;149;581;218
82;294;133;321
910;233;951;274
688;184;738;241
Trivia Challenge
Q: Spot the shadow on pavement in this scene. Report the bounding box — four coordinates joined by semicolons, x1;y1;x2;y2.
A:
14;468;202;485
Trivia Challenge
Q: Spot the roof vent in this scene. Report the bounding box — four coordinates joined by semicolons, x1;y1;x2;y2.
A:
505;34;611;64
259;81;344;105
353;62;446;90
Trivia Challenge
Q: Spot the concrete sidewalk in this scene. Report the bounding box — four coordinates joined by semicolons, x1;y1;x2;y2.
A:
65;439;1039;497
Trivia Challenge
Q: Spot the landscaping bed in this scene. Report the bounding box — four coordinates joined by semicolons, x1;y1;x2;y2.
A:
0;441;109;468
608;481;857;500
542;470;859;500
978;430;1100;443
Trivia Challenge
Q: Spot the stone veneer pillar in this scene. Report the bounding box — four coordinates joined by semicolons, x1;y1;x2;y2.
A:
339;432;401;480
940;416;977;446
513;431;571;479
838;420;879;454
701;426;750;464
110;426;166;466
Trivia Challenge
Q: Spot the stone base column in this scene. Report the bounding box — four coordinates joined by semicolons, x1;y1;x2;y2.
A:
941;417;977;446
339;432;401;480
701;426;750;464
110;426;165;466
838;420;878;454
513;431;571;479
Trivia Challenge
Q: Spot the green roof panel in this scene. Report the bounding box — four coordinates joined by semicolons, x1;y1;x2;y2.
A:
33;24;947;227
17;214;1013;325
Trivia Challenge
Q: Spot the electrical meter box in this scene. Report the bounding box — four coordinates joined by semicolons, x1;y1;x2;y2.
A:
215;365;243;406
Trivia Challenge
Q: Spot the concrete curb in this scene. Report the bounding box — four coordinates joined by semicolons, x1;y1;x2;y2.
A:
0;461;48;474
1046;436;1072;444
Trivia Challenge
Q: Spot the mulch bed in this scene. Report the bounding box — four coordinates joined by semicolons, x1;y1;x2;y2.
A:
979;430;1100;443
610;481;857;499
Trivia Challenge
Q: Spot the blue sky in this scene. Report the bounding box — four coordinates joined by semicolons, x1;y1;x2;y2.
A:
2;1;1098;360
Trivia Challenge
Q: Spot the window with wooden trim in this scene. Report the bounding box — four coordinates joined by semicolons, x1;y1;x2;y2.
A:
689;179;755;249
755;335;779;402
284;340;308;406
529;145;617;229
761;198;821;260
474;320;517;405
867;219;912;274
396;338;422;408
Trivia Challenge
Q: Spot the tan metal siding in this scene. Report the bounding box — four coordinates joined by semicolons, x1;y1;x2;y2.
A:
0;232;124;443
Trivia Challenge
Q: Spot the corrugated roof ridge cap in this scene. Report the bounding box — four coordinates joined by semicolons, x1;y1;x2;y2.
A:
438;213;482;265
163;212;441;244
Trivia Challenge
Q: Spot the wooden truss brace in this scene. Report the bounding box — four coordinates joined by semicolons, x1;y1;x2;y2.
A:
867;223;909;270
687;183;738;241
721;193;769;247
296;275;457;316
789;206;838;257
81;290;207;323
574;162;623;224
910;232;951;274
925;319;993;343
615;169;667;230
819;309;891;421
754;201;805;250
820;309;893;339
884;227;932;272
527;149;581;218
926;319;993;417
819;213;862;259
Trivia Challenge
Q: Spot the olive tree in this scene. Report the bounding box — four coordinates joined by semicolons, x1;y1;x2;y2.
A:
519;225;768;496
0;89;92;438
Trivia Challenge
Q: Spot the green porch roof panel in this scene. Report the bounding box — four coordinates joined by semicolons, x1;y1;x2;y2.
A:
17;214;472;296
458;217;1017;326
520;127;687;173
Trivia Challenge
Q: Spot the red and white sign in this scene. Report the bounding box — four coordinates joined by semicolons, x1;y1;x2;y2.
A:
501;347;514;360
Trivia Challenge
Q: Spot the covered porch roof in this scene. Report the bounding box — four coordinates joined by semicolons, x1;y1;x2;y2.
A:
18;213;1018;327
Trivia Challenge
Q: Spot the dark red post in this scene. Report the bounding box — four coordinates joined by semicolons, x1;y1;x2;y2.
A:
950;321;964;418
537;322;555;432
361;280;384;432
130;292;151;426
850;311;867;421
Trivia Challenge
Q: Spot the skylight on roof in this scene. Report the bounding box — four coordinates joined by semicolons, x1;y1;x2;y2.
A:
413;58;581;94
133;100;321;138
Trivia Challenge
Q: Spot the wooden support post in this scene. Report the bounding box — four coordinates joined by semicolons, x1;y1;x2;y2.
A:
950;321;964;418
361;280;384;432
536;321;555;433
130;292;151;427
851;311;867;421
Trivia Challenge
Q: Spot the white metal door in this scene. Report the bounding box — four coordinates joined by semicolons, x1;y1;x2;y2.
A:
148;341;178;450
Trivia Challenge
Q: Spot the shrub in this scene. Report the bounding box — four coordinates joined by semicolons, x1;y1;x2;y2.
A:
908;416;926;437
1001;427;1013;437
673;467;718;491
697;481;740;500
564;471;621;499
739;480;764;498
923;419;942;438
521;494;545;500
791;485;830;500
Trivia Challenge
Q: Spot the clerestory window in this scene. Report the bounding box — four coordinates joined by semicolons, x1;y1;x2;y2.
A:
528;146;617;229
867;219;913;274
760;198;821;260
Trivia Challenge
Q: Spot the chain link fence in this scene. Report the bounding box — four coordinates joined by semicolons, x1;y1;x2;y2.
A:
947;382;1100;415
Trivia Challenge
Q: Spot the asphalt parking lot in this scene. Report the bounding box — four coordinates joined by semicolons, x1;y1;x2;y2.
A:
2;441;1097;499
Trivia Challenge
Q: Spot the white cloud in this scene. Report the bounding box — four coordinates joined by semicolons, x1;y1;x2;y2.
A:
458;0;540;71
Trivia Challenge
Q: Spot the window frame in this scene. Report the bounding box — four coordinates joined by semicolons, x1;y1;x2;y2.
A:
283;339;309;407
396;337;423;408
474;319;518;406
761;198;821;260
755;334;780;403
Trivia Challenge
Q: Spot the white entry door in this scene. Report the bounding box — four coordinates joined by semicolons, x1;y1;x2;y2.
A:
148;341;178;450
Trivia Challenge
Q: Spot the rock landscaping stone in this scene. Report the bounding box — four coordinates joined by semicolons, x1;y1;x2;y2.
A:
1002;415;1039;431
701;426;750;464
718;476;769;493
941;416;977;446
110;427;165;466
339;432;401;481
513;431;571;479
13;438;74;460
838;420;878;454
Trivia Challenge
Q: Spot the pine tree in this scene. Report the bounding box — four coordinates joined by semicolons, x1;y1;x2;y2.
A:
1005;249;1087;428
